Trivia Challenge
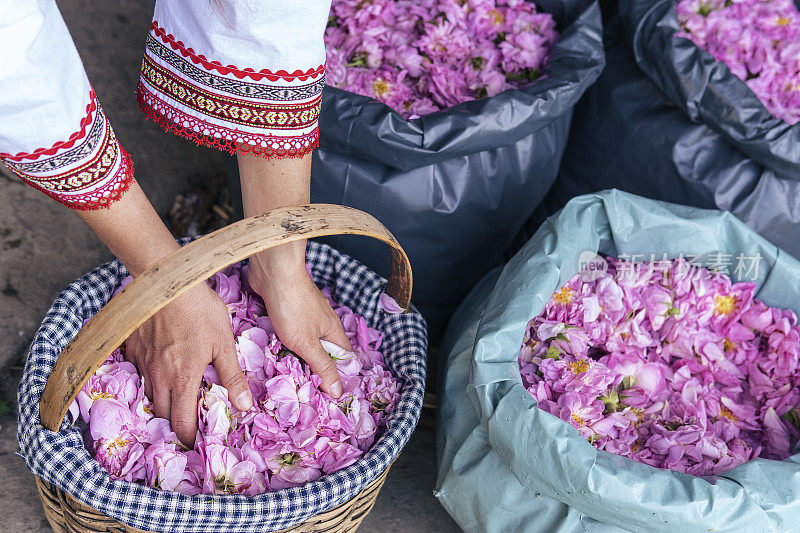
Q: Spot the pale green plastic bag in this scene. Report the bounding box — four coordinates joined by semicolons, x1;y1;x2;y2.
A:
436;190;800;532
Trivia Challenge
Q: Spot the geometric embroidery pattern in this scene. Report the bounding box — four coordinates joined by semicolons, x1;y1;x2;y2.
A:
1;90;134;210
145;34;326;101
138;20;325;159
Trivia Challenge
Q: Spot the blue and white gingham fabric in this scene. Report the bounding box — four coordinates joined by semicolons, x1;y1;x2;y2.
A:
18;241;427;532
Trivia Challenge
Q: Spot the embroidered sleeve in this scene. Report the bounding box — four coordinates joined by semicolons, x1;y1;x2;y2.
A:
137;0;330;159
0;1;133;210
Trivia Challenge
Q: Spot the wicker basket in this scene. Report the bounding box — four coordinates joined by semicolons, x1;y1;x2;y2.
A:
36;468;390;533
34;204;414;533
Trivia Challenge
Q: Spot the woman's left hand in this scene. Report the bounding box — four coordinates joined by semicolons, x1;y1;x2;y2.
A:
235;151;350;397
247;248;351;398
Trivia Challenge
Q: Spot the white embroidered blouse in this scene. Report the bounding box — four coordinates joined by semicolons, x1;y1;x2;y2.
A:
0;0;330;210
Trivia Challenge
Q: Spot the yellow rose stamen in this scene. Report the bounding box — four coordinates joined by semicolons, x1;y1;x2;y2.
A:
714;294;737;316
372;79;390;97
719;406;738;422
105;436;130;455
568;360;589;375
723;338;736;352
553;286;574;305
490;9;504;25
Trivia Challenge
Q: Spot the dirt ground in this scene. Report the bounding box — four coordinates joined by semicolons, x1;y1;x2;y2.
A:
0;1;458;531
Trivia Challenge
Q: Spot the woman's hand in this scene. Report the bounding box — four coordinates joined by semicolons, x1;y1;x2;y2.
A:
247;249;350;398
235;150;351;399
78;181;253;447
124;283;253;447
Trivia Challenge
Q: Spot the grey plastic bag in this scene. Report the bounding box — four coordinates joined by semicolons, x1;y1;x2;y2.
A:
533;4;800;262
437;190;800;532
621;0;800;179
310;0;605;338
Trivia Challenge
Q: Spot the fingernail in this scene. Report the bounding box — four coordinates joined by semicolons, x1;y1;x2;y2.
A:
237;390;254;411
330;381;343;398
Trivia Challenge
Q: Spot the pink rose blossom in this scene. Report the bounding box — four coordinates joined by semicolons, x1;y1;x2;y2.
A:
378;293;404;314
676;0;800;125
324;0;559;117
76;261;400;495
519;255;800;476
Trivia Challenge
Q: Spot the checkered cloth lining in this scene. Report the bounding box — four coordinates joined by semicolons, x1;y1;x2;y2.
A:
17;241;427;532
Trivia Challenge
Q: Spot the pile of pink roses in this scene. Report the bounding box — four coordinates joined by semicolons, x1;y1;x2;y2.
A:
69;263;402;495
676;0;800;125
324;0;559;118
519;256;800;476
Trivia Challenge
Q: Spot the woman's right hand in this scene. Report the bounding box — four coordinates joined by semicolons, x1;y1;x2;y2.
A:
124;283;253;447
76;181;252;448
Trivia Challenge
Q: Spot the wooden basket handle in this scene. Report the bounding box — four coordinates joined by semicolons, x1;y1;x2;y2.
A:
40;204;412;431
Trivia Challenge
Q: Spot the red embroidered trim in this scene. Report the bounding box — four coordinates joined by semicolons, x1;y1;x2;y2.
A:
140;57;321;130
12;116;121;192
151;21;325;82
137;82;319;160
20;147;135;211
0;90;99;162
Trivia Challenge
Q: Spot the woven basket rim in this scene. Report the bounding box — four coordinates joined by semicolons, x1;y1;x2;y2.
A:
35;461;394;533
